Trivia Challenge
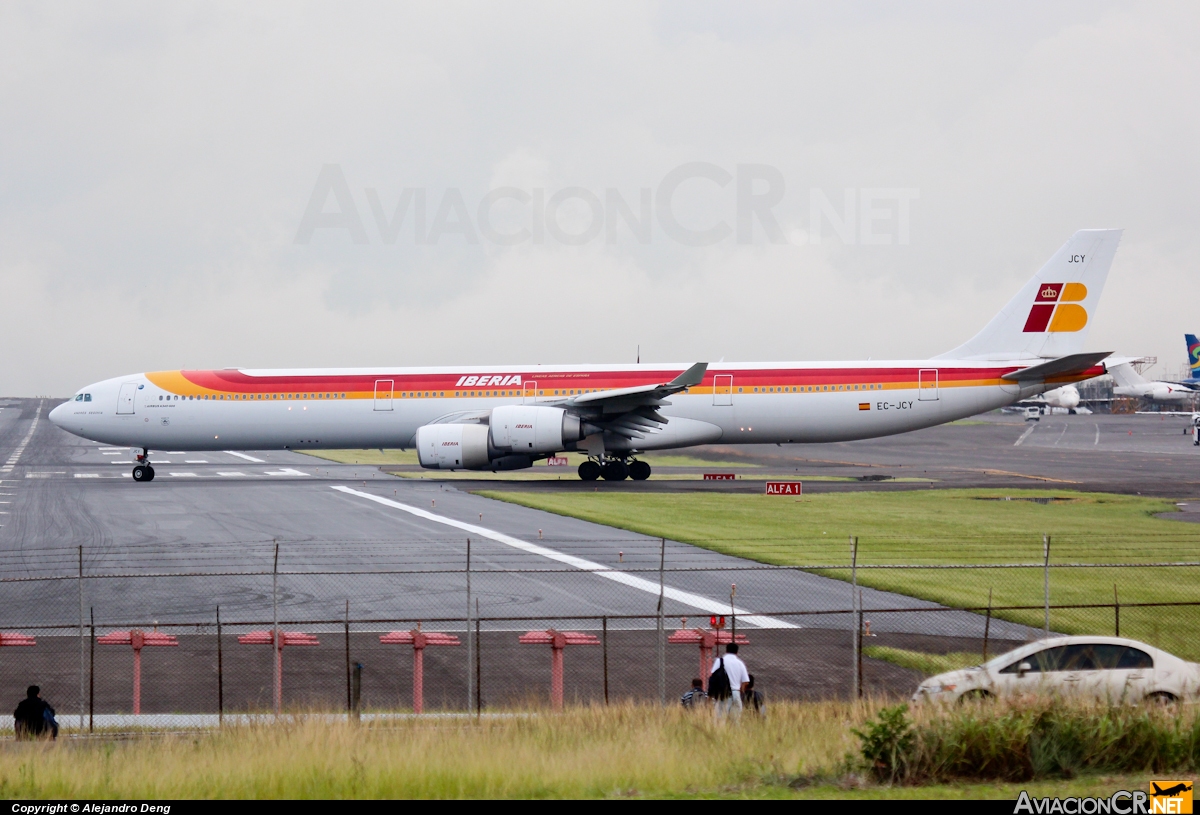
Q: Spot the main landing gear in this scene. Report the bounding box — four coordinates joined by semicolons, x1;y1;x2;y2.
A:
577;457;651;482
132;448;155;482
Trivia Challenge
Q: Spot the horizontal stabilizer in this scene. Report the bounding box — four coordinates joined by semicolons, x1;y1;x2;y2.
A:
1000;351;1112;381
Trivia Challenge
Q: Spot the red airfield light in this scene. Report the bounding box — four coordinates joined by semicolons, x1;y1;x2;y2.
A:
380;628;461;713
238;630;319;714
518;629;599;710
97;629;179;715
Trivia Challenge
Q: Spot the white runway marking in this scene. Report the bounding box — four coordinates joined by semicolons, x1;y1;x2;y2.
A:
169;472;198;477
74;474;101;478
265;468;308;476
225;451;265;462
185;460;209;464
1014;424;1036;446
101;452;121;456
332;486;793;629
217;471;246;477
1094;423;1100;446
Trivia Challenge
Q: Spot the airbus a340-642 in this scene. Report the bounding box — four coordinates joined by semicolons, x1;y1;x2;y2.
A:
50;229;1124;483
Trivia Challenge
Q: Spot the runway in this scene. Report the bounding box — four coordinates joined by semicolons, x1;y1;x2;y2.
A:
0;398;1033;640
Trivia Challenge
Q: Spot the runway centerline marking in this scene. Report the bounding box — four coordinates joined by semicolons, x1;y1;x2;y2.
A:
1013;425;1036;447
331;485;793;628
1094;423;1100;446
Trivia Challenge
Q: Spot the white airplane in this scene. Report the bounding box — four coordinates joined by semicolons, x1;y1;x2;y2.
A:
1108;362;1200;405
51;229;1123;483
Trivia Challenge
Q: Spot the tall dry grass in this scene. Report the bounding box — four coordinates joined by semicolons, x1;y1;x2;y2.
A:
0;703;863;799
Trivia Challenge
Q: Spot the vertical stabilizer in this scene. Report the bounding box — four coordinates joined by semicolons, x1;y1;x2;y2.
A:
1186;334;1200;380
937;229;1123;361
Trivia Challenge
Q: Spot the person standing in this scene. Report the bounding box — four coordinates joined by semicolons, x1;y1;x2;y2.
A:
708;643;750;720
13;686;57;740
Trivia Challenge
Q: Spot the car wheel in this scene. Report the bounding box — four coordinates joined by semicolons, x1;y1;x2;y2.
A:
957;689;994;704
1145;691;1178;707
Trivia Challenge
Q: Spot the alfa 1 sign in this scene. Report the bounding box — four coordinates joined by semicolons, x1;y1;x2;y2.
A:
703;473;735;481
546;456;569;466
765;481;803;495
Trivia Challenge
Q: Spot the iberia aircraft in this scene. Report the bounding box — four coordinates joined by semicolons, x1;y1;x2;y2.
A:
50;229;1122;483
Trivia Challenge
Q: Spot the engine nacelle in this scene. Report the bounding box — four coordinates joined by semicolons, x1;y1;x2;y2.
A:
416;423;490;470
489;405;584;454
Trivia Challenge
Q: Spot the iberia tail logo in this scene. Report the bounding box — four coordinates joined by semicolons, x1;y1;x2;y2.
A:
1022;282;1088;333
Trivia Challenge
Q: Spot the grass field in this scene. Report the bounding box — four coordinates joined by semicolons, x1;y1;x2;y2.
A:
477;489;1200;658
0;704;1168;799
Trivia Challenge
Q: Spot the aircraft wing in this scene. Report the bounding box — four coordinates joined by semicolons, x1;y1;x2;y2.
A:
1001;352;1112;381
560;362;708;439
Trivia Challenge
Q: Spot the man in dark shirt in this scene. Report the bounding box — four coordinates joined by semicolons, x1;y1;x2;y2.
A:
680;678;708;709
14;686;57;740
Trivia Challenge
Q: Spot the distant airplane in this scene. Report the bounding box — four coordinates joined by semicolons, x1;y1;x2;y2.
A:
1186;334;1200;382
1011;383;1086;416
50;229;1124;483
1109;362;1200;405
1151;782;1192;797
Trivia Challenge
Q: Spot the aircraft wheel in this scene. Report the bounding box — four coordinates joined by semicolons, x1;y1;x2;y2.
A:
132;465;148;482
145;466;156;482
601;461;628;481
578;460;601;481
629;460;651;481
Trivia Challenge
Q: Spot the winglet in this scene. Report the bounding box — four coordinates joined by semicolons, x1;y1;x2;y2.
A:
668;362;708;389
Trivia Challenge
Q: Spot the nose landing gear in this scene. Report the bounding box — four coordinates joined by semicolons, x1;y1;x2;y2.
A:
132;448;155;482
576;457;651;482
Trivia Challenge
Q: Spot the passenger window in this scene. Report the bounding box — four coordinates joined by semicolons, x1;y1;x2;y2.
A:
1116;647;1153;669
1058;644;1098;671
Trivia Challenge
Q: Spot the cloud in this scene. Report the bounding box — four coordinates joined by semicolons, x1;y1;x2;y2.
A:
2;1;1198;393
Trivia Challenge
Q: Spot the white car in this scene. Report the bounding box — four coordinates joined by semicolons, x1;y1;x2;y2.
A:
912;636;1200;705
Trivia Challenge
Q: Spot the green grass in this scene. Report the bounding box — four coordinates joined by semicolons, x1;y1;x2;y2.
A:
0;704;1171;798
863;647;984;677
299;448;420;465
476;489;1200;658
300;449;762;470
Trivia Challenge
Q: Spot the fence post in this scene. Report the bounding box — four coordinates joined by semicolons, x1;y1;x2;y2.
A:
602;616;609;706
466;538;473;712
983;588;992;661
273;541;280;718
856;590;864;700
1043;534;1051;636
850;536;859;701
351;662;362;722
730;584;737;641
216;606;224;727
344;600;351;714
78;545;85;731
1113;584;1120;637
474;599;481;718
88;607;94;734
657;538;665;707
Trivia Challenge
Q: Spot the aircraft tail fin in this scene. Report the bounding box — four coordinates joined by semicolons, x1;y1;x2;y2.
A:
1107;362;1146;389
937;229;1123;361
1186;334;1200;379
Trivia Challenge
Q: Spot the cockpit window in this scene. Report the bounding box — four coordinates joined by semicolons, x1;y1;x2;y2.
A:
75;394;83;401
84;394;91;402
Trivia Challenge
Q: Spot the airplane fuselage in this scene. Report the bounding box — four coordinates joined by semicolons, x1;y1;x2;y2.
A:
51;360;1098;453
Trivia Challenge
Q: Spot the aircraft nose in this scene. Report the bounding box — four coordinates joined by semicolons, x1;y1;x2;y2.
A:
48;402;68;427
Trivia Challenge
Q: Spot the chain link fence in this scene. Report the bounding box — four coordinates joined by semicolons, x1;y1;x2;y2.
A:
0;537;1195;729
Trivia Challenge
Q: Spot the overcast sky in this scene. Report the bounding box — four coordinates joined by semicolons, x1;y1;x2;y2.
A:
3;1;1198;395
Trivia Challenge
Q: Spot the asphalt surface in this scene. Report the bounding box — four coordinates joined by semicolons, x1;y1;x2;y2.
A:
0;397;1034;640
1;398;1186;711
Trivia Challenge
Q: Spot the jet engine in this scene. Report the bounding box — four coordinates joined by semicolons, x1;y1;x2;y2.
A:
416;406;588;470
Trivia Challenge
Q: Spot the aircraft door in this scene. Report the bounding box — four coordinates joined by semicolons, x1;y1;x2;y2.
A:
373;379;394;411
117;383;137;415
918;368;939;401
713;374;733;406
523;380;537;404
